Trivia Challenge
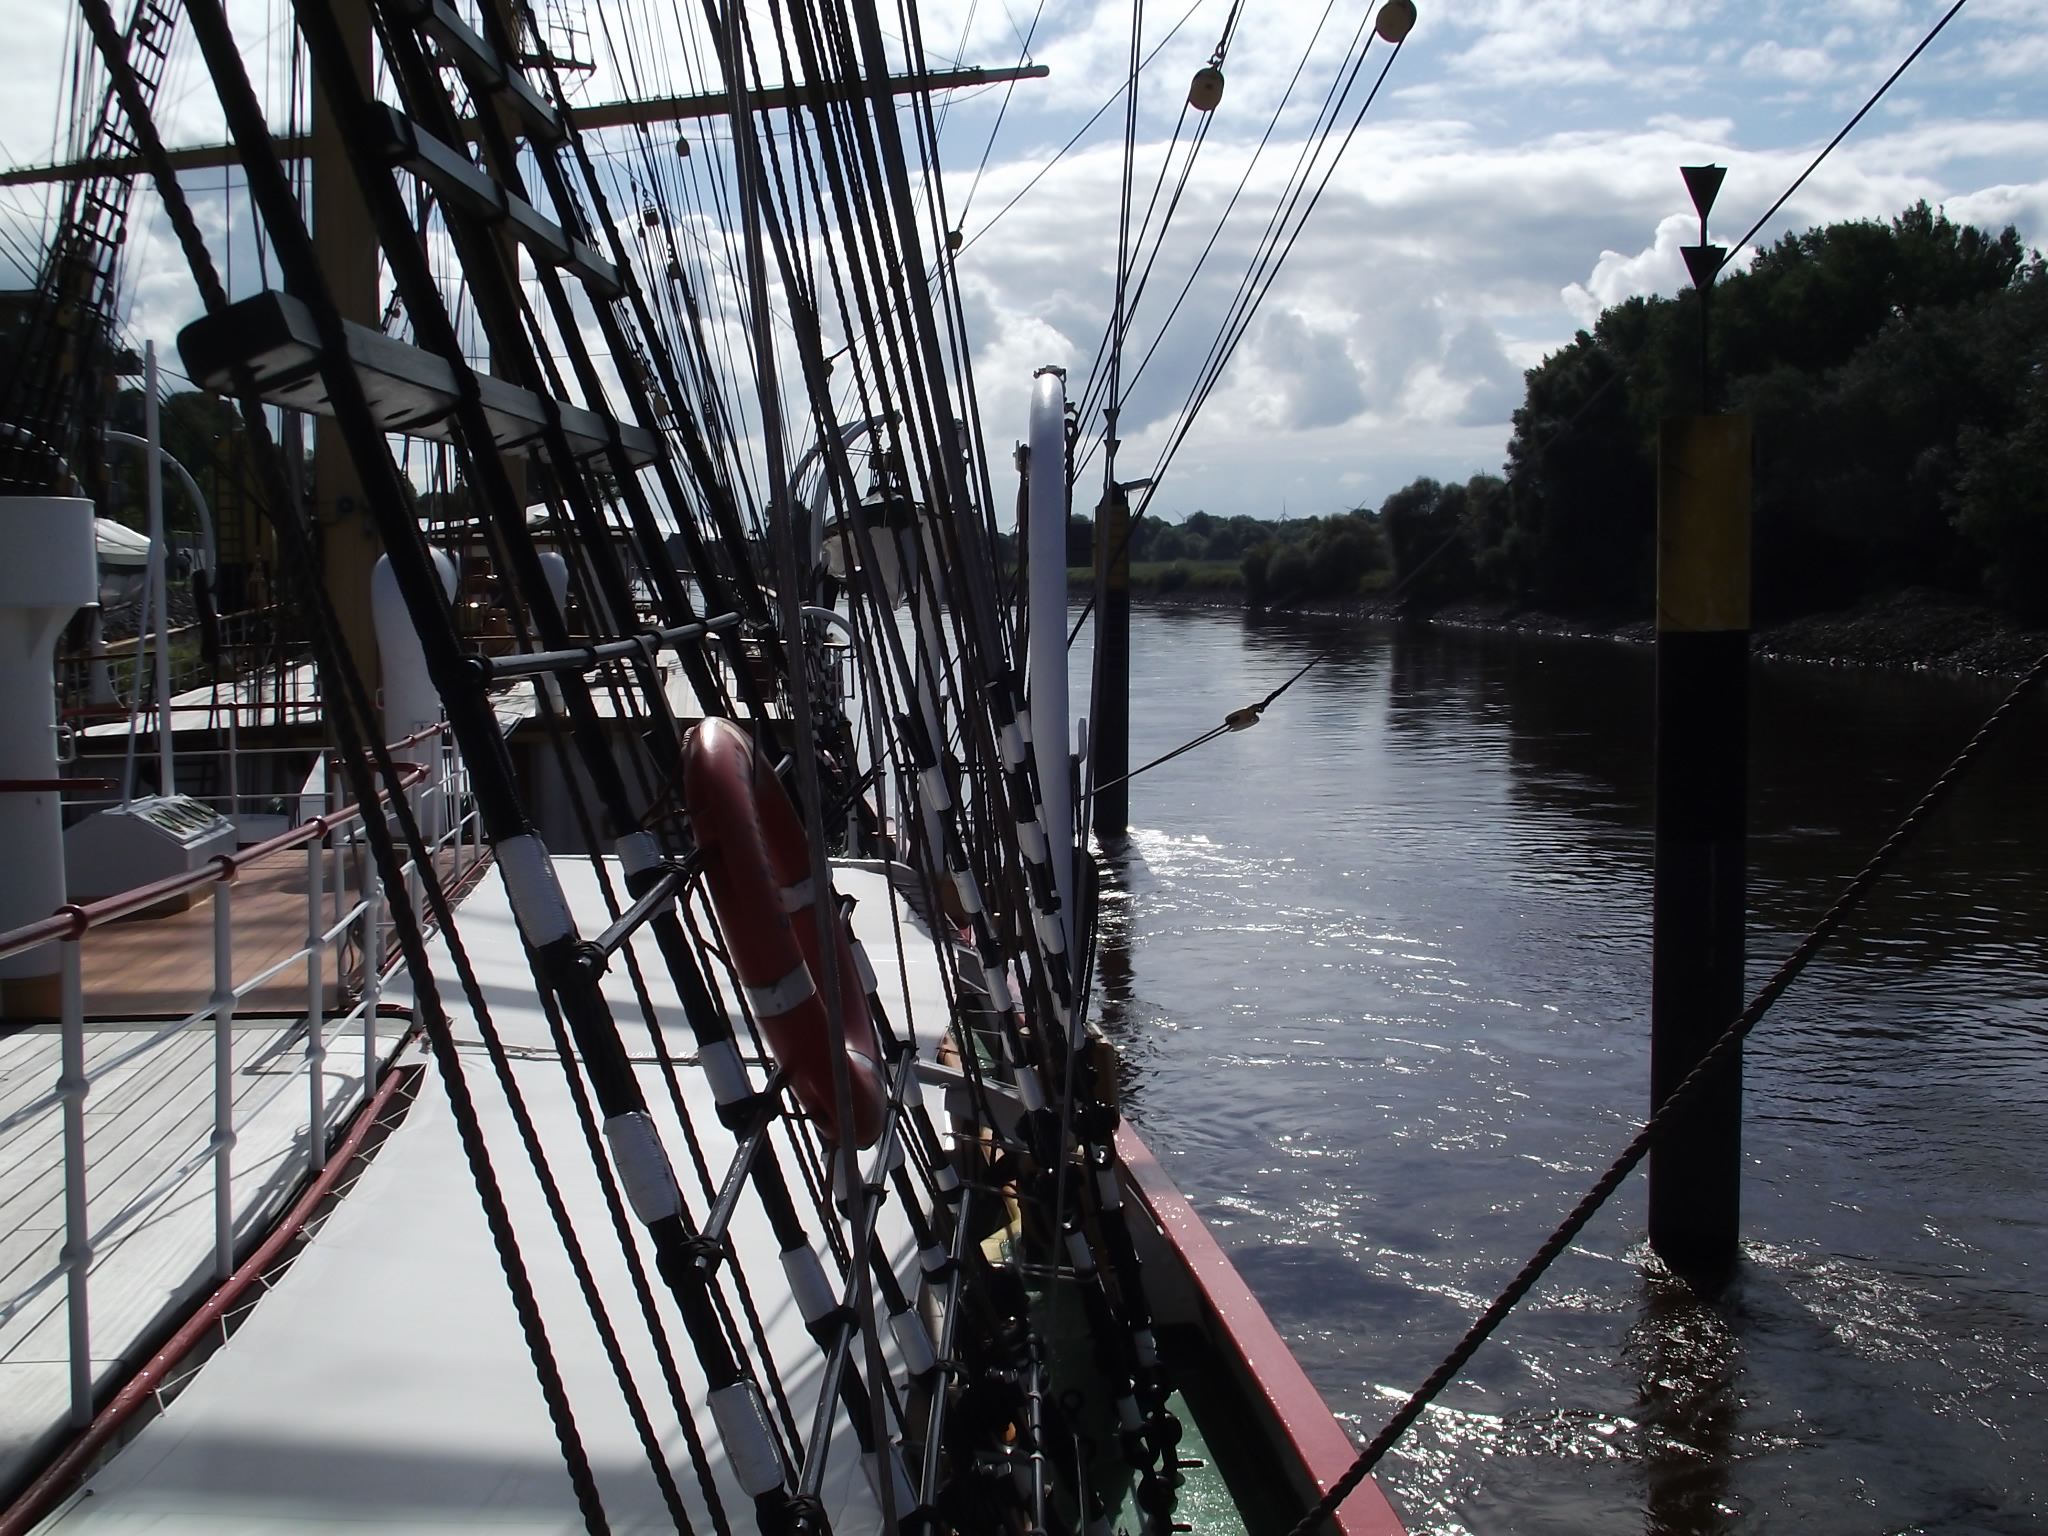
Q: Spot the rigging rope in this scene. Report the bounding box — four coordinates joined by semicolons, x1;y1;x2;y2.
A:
1087;645;1332;795
1074;0;1350;461
953;0;1209;255
952;0;1047;227
86;12;616;1525
1078;0;1970;645
1729;0;1970;254
1288;643;2048;1533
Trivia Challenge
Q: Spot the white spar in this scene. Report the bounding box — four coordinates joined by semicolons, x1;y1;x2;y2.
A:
1026;368;1075;955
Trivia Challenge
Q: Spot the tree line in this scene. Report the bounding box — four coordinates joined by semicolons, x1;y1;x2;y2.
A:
1204;203;2048;622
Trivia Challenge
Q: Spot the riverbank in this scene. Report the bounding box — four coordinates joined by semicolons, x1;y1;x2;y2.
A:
1429;589;2048;677
1095;583;2048;679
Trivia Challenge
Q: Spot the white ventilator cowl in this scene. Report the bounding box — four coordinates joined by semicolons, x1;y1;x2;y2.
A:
0;498;96;999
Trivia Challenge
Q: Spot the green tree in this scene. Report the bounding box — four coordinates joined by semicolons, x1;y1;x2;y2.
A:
1489;203;2037;619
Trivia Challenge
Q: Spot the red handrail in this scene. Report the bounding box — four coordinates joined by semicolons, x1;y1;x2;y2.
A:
0;724;456;964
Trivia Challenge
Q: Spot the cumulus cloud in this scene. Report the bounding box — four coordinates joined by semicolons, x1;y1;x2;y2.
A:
1254;309;1367;429
1561;211;1696;325
1442;317;1524;424
3;0;2046;524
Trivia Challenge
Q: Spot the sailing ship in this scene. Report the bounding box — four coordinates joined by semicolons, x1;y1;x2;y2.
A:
0;0;1422;1529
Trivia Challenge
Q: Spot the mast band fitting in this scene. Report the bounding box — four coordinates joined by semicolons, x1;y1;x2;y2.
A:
780;1244;837;1325
496;835;575;946
698;1037;751;1104
891;1308;938;1376
602;1112;682;1224
709;1382;786;1495
615;830;662;877
1034;911;1066;955
1016;1065;1046;1113
1017;819;1047;865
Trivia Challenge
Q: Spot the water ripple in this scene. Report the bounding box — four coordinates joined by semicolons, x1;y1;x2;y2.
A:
1096;609;2048;1536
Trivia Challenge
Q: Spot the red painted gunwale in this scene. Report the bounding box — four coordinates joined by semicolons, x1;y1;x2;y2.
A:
1114;1124;1407;1536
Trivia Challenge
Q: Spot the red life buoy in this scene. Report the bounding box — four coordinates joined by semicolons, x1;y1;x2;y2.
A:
684;717;888;1148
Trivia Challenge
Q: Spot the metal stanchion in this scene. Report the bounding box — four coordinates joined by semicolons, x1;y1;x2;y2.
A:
58;939;92;1428
211;882;238;1278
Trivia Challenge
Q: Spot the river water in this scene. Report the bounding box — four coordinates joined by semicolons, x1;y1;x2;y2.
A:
1076;605;2047;1535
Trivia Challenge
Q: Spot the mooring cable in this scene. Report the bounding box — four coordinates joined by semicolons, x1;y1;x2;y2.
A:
1729;0;1970;255
1288;641;2048;1535
1087;645;1333;796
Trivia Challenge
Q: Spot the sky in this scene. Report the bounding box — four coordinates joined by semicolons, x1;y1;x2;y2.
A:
2;0;2044;525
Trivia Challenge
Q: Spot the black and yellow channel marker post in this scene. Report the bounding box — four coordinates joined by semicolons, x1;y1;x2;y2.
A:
1651;413;1750;1292
1651;163;1748;1293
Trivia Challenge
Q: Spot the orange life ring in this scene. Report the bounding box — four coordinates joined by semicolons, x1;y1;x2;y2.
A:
684;717;888;1148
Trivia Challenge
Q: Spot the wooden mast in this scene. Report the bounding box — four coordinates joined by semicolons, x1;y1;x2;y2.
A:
309;0;384;707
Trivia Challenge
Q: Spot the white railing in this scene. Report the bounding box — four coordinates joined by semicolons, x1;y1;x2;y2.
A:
0;725;485;1434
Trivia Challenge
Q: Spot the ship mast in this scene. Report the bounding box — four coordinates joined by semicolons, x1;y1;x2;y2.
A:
309;0;384;696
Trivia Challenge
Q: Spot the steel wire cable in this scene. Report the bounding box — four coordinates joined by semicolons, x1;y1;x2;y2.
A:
1245;0;1979;646
1135;34;1399;505
542;0;899;1464
896;0;1012;563
211;3;835;1531
952;0;1210;255
591;0;762;517
1072;95;1207;431
760;15;1073;1094
1729;0;1970;256
1066;11;1390;646
1072;0;1263;438
1086;644;1330;793
1075;0;1345;478
951;0;1047;228
1288;644;2048;1533
584;7;1159;1512
477;514;809;1486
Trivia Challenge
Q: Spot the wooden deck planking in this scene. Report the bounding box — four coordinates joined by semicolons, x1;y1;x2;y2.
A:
72;849;356;1021
59;842;480;1021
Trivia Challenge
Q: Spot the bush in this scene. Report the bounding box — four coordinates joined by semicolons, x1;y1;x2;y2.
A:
1266;546;1311;604
1242;546;1270;605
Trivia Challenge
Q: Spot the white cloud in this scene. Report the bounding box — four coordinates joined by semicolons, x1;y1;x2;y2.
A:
3;0;2047;527
1254;309;1367;429
1442;317;1524;424
1561;211;1696;325
1740;40;1836;80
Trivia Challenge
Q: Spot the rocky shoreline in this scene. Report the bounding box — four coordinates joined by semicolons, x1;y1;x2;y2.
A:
1123;585;2048;680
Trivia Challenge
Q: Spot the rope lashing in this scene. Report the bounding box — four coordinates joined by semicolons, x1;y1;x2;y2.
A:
1089;647;1331;797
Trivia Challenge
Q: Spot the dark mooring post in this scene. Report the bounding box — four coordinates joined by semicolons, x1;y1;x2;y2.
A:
1094;482;1132;839
1652;165;1747;1292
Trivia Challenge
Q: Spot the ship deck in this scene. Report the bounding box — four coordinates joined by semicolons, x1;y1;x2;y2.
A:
0;1014;372;1500
25;859;940;1535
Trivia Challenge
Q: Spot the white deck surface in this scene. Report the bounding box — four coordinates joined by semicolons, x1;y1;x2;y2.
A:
36;857;949;1535
0;1017;370;1496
